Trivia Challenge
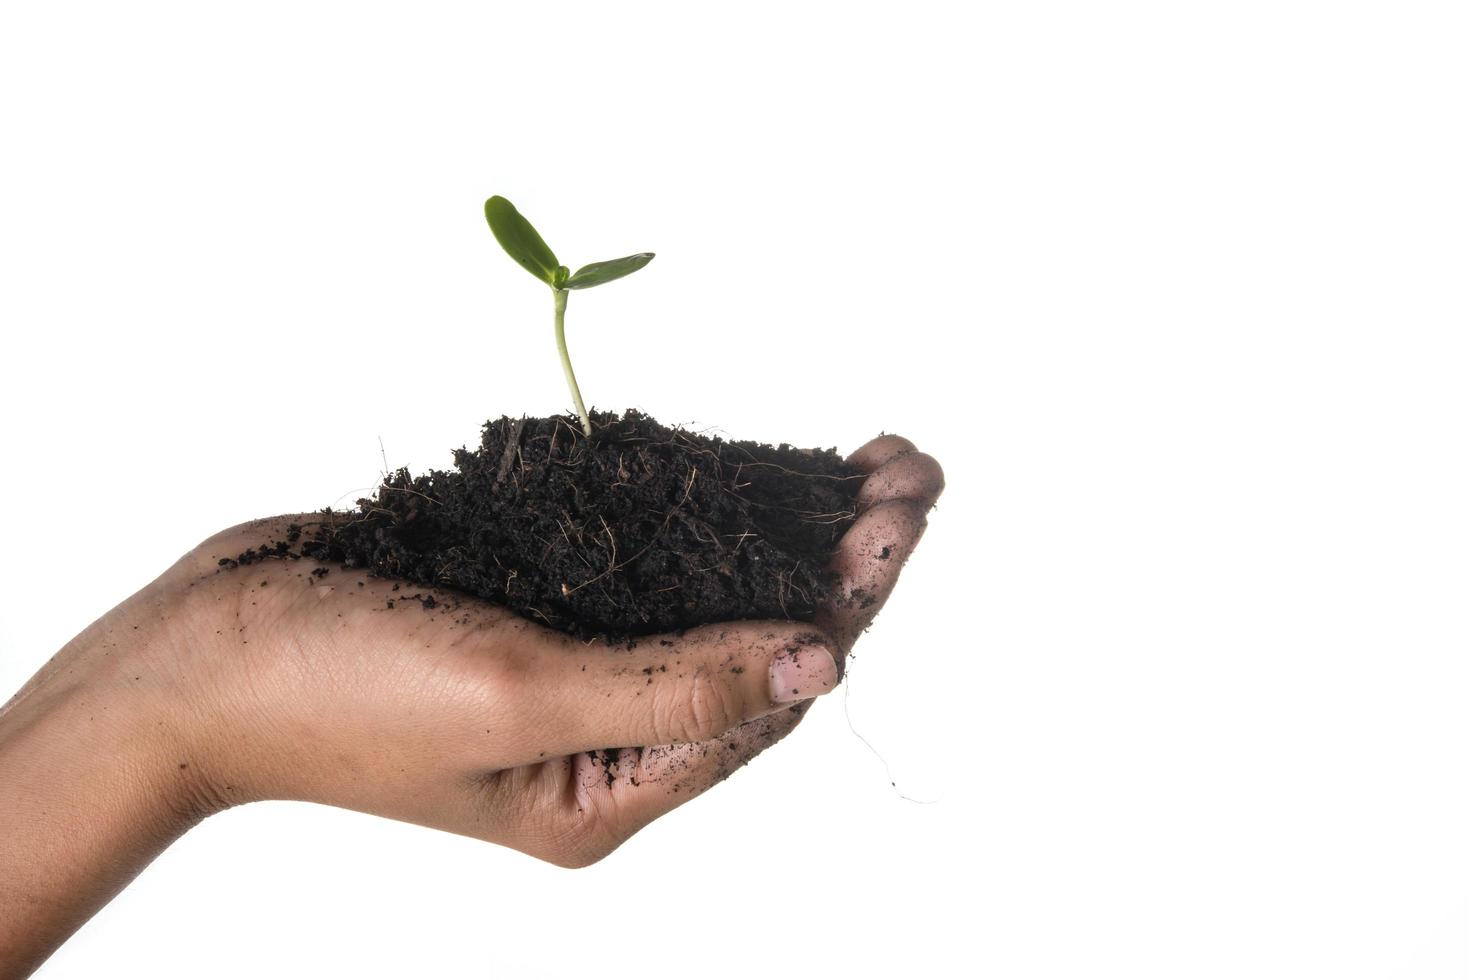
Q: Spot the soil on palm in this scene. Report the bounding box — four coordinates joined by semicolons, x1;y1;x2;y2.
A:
261;410;863;640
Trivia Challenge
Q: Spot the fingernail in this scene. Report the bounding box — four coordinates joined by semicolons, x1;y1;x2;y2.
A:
769;643;840;703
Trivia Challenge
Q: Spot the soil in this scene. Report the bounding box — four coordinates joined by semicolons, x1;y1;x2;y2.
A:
232;410;862;641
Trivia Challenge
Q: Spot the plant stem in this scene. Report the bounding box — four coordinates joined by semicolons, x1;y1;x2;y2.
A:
553;287;591;437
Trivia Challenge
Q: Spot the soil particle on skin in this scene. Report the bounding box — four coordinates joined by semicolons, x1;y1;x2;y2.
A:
248;411;862;641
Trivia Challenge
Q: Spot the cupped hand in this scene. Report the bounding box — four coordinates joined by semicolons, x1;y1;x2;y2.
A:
145;434;941;866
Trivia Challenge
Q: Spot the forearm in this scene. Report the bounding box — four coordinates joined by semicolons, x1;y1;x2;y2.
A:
0;643;198;978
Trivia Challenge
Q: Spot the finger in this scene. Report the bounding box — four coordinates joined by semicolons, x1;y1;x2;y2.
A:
855;450;945;514
517;623;840;756
566;701;814;855
846;434;918;473
815;498;929;653
430;703;813;868
632;703;807;798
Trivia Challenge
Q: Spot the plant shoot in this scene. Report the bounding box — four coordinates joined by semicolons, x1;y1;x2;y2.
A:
484;195;653;436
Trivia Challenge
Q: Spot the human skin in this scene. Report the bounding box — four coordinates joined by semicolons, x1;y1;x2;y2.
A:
0;435;942;977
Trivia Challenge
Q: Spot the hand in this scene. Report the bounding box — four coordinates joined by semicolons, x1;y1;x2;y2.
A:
0;434;942;976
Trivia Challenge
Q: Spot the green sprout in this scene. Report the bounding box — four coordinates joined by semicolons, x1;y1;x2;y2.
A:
484;195;654;437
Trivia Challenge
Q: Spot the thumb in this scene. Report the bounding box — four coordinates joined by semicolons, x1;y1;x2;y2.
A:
521;623;840;757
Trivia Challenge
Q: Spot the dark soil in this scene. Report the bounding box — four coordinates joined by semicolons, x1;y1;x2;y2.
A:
239;410;862;640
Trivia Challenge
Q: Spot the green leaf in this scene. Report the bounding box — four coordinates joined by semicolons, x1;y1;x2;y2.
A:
563;252;655;290
484;196;559;286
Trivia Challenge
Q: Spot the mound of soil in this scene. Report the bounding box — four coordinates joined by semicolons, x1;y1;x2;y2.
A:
247;411;863;640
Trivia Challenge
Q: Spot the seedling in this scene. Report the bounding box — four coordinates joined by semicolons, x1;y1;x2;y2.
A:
484;195;654;437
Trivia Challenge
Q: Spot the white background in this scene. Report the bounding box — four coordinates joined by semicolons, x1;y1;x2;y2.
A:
1;2;1467;977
